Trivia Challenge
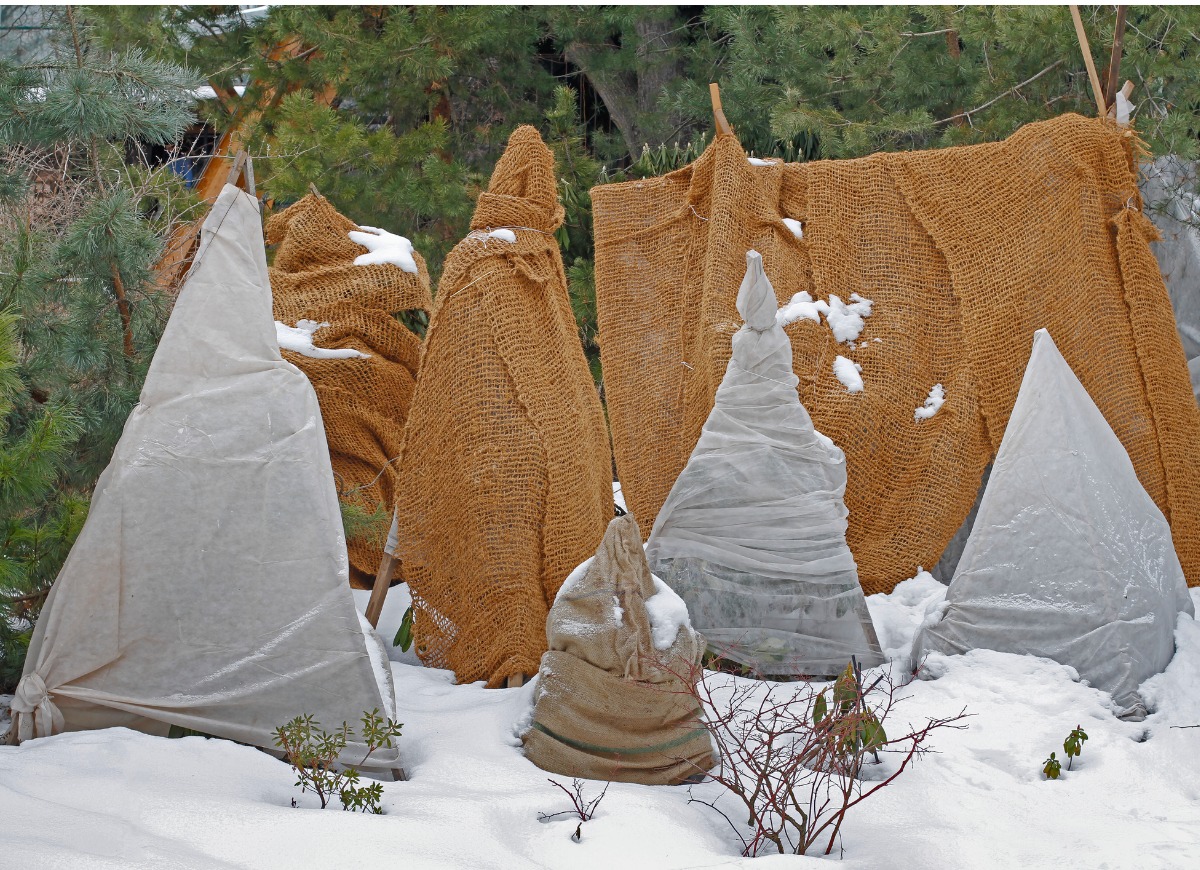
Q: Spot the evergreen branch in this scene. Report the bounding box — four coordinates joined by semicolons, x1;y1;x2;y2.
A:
933;61;1064;127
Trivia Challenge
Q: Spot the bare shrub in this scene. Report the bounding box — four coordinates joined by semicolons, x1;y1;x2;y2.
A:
674;656;969;857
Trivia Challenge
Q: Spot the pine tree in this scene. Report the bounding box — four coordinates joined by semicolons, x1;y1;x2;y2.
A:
0;8;199;688
687;6;1200;162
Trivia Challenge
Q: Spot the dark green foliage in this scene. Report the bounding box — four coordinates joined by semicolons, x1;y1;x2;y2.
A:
0;8;198;688
697;6;1200;161
273;709;403;813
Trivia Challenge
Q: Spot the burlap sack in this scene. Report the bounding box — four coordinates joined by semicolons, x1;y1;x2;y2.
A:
522;514;715;785
593;115;1200;594
396;126;613;687
267;193;432;588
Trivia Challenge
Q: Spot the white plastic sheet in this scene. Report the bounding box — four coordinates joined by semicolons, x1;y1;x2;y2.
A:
915;329;1194;713
645;251;884;677
10;185;399;770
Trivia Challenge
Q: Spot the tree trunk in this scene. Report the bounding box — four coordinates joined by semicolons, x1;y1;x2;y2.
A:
564;13;685;159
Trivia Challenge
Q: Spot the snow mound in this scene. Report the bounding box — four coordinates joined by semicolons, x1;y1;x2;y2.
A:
866;570;948;663
915;383;946;421
825;292;873;343
645;574;692;651
275;320;369;360
348;226;419;273
833;355;864;393
776;290;826;327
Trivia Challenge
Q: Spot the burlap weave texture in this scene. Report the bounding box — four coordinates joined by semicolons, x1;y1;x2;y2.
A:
593;115;1200;594
523;514;715;785
396;126;613;687
267;193;432;588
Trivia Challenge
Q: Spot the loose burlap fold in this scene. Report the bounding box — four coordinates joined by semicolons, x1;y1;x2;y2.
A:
593;115;1200;594
396;126;613;687
267;193;432;588
523;514;715;785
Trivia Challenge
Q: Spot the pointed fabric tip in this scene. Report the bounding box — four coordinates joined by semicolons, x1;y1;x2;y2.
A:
471;125;563;232
736;251;779;332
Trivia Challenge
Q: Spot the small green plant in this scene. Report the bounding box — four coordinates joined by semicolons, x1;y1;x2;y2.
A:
273;709;402;813
1043;751;1062;780
393;606;414;652
1063;725;1088;770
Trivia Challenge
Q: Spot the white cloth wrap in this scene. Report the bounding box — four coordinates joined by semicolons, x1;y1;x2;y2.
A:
9;673;64;743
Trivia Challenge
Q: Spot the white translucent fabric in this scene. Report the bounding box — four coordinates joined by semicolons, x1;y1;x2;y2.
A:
1142;157;1200;365
10;185;399;770
644;251;884;677
915;329;1194;713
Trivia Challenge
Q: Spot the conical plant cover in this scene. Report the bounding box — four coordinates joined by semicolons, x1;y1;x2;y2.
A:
915;329;1195;712
395;126;613;687
9;185;398;771
645;251;884;677
522;514;715;785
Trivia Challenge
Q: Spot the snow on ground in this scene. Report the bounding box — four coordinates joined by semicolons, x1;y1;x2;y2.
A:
3;581;1199;868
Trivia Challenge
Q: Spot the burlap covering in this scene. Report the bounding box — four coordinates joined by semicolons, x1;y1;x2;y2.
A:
593;115;1200;594
522;514;715;785
396;126;613;687
267;194;432;589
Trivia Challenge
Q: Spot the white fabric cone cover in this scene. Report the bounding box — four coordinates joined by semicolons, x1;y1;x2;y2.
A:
645;250;884;677
10;185;398;769
915;329;1194;712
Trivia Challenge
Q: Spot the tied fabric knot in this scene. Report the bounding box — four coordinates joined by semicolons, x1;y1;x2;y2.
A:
9;672;64;744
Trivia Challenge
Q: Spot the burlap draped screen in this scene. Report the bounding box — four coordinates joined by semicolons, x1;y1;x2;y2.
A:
396;126;613;687
593;115;1200;594
267;194;432;588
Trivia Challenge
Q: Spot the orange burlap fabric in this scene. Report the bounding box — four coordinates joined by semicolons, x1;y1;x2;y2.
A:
593;115;1200;594
267;194;432;588
396;126;614;687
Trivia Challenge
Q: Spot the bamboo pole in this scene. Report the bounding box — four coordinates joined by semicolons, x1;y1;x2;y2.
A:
709;82;734;138
1069;5;1108;116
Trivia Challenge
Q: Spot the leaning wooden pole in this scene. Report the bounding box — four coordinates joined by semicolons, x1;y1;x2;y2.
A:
1069;5;1108;117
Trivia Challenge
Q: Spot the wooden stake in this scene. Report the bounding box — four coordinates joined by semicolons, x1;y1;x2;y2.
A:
308;181;321;198
365;549;397;629
1103;5;1128;110
1069;5;1108;116
225;150;256;197
505;673;527;689
709;82;734;138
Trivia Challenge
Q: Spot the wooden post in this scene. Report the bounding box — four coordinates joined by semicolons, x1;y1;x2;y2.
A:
709;82;734;138
1069;5;1108;117
505;673;527;689
1103;5;1128;110
225;150;255;197
365;549;397;629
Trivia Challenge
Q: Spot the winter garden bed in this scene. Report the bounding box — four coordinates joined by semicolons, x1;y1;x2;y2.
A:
2;577;1198;869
